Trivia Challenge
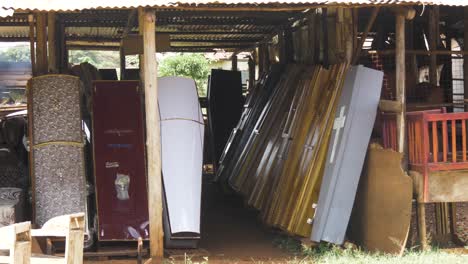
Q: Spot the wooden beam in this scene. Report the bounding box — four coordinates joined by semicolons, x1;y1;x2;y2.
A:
47;12;57;73
284;29;294;63
379;99;402;113
352;7;379;65
464;7;468;112
248;53;255;89
395;11;406;154
232;54;238;71
57;21;68;73
120;48;126;80
35;12;48;75
367;49;468;56
322;9;329;67
28;14;36;77
139;7;164;263
120;9;137;80
258;43;266;74
429;6;439;87
123;9;138;37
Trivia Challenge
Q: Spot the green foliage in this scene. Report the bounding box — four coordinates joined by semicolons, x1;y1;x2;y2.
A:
158;53;210;97
69;50;120;69
0;45;30;62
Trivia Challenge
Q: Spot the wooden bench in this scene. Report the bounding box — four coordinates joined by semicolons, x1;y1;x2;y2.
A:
0;221;32;264
31;213;85;264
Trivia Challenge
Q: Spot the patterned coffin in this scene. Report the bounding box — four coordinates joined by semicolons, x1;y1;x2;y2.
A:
28;75;87;227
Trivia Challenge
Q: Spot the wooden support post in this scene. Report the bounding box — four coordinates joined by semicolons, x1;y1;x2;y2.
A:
322;8;329;67
429;7;439;87
429;6;450;238
394;6;424;249
139;8;163;263
258;44;265;75
417;202;428;250
408;20;418;89
264;45;270;72
120;48;126;80
47;12;57;73
352;7;379;65
248;54;255;90
232;54;238;71
138;9;145;81
121;9;137;81
395;12;406;154
464;7;468;112
35;12;48;75
28;14;36;77
284;29;294;63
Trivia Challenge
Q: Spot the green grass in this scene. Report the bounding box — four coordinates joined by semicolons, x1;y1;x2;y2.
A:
273;236;468;264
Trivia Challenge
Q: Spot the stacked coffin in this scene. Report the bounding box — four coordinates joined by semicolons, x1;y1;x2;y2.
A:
28;75;87;227
218;64;384;241
217;64;348;237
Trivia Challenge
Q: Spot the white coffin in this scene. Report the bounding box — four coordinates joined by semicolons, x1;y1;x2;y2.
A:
158;77;204;235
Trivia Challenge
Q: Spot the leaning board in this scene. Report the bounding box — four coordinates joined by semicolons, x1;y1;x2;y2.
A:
28;75;86;226
311;66;383;244
348;144;412;255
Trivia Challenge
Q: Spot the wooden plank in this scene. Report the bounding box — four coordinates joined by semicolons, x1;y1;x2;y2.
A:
231;54;238;71
139;8;164;263
443;121;448;162
465;7;468;112
452;120;456;163
428;162;468;171
28;14;36;77
463;120;467;162
352;7;379;65
379;99;402;113
428;170;468;202
47;12;57;73
395;12;406;154
57;22;67;73
348;144;412;255
35;12;48;75
429;6;439;87
119;9;137;80
258;44;265;74
432;121;438;163
121;34;171;55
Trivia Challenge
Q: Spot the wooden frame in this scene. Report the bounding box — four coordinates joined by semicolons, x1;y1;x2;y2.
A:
0;222;32;264
30;213;85;264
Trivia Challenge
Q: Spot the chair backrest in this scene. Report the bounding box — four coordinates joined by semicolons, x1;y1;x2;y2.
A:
31;213;85;264
0;221;31;264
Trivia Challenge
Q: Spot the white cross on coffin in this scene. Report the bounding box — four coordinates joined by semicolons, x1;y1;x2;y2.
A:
330;106;346;164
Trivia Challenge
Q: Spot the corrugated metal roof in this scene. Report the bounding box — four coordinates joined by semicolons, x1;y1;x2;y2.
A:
2;0;468;12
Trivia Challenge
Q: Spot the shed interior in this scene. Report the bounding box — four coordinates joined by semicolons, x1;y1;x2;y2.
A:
0;3;467;262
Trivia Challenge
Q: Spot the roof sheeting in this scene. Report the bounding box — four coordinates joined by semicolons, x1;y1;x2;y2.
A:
2;0;468;12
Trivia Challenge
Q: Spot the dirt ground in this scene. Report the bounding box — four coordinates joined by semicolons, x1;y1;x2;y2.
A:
83;184;467;263
85;181;293;263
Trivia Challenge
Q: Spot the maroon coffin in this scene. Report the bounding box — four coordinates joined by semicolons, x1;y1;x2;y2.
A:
92;81;149;241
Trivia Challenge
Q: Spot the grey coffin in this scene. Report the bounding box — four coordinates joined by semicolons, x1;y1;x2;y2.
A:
310;65;383;244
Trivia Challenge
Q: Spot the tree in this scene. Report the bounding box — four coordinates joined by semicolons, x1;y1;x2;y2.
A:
158;53;210;97
0;45;30;62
